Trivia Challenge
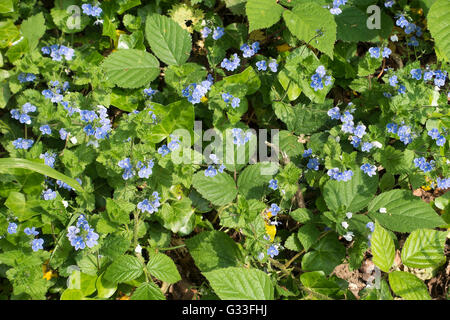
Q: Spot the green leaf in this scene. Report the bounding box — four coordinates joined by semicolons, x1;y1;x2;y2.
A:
297;224;320;251
95;274;117;299
323;166;378;213
371;222;395;273
104;255;143;283
102;49;160;89
428;0;450;61
21;12;46;51
246;0;284;32
283;3;336;57
301;233;346;275
401;229;447;269
145;14;192;65
100;234;131;260
368;189;445;232
237;162;277;200
186;231;244;272
146;252;181;284
192;171;237;206
203;267;274;300
0;158;82;192
156;197;196;235
300;271;342;298
0;0;14;13
388;271;431;300
131;282;166;300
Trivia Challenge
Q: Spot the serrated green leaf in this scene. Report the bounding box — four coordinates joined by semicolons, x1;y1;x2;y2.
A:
145;14;192;65
102;49;160;88
203;267;274;300
185;231;244;272
401;229;447;269
388;271;431;300
104;255;143;283
283;3;336;57
428;0;450;61
371;222;395;273
21;12;46;51
246;0;284;32
368;189;445;232
146;252;181;284
130;282;165;300
237;162;278;200
192;171;237;206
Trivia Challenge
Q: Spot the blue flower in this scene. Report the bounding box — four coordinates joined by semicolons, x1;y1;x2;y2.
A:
307;158;319;171
212;27;224;40
408;36;419;47
327;107;341;120
269;59;278;72
222;92;233;103
353;124;366;138
39;152;56;168
361;142;373;152
397;84;406;94
231;97;240;109
201;27;211;38
410;68;422;80
231;128;252;145
327;168;353;181
385;0;394;7
24;227;39;236
382;47;392;58
423;71;434;81
42;189;57;200
366;222;375;232
433;70;447;87
436;177;450;190
388;75;398;87
205;165;218;177
414;157;434;173
436;135;446;147
267;245;279;258
404;23;416;35
59;128;68;140
302;148;312;158
316;65;326;78
143;87;157;98
341;121;354;134
39;125;52;135
368;47;380;59
240;42;259;58
268;179;278;190
137;192;161;214
158;145;170;157
360;163;377;177
7;222;17;234
137;160;154;179
256;60;267;71
396;15;409;28
350;136;361;148
31;238;44;251
428;128;440;140
67;216;99;250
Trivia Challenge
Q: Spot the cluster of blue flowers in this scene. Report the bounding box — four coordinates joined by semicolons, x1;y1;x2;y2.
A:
204;154;226;177
329;0;347;15
302;148;320;171
387;75;406;95
10;102;36;125
118;158;155;180
386;122;415;145
39;152;56;168
67;215;99;251
201;26;224;40
56;179;79;191
158;135;181;156
137;192;161;214
414;157;435;173
231;128;253;146
410;68;447;88
327;168;354;181
267;244;280;258
42;188;57;200
221;53;241;72
240;42;260;58
18;73;36;83
428;128;447;147
82;3;102;17
42;80;70;103
436;178;450;190
23;227;44;251
360;163;377;177
310;66;332;91
256;59;278;72
41;44;75;61
182;74;213;105
12;138;34;150
221;92;240;109
368;46;392;59
81;105;112;141
395;15;422;47
7;222;17;234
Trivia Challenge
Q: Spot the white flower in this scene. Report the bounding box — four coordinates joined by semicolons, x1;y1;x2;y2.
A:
390;35;398;42
346;212;353;219
341;221;349;229
372;141;383;148
343;231;354;241
379;207;387;213
70;136;78;144
135;244;142;254
62;200;69;208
